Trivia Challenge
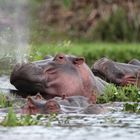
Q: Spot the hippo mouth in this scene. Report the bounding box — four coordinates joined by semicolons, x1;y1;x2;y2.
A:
12;79;44;93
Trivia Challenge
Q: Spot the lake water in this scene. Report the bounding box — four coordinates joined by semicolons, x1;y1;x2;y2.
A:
0;110;140;140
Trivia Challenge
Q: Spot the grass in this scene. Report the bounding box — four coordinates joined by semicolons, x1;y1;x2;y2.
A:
30;41;140;66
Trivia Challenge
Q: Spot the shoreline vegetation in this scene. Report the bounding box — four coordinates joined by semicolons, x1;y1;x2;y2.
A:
31;42;140;66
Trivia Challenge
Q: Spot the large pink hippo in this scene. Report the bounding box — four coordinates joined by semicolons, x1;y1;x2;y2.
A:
10;54;107;102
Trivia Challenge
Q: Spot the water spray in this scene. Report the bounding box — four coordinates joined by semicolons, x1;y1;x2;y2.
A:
0;0;29;64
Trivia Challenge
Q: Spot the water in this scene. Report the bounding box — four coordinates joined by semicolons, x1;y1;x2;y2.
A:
0;110;140;140
0;0;29;65
0;75;15;90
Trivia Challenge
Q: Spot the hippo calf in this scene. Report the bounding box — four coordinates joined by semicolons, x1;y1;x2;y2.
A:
10;54;108;101
92;57;140;86
22;94;107;115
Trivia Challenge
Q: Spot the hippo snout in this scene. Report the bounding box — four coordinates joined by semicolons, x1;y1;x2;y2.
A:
10;63;45;93
10;63;24;83
11;63;42;82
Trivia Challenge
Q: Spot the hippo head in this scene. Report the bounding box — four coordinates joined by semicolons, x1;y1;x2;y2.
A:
10;54;97;99
22;94;61;115
91;57;110;80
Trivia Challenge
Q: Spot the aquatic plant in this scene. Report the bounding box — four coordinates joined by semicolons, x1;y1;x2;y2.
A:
1;107;18;126
123;103;140;113
45;113;58;127
0;93;13;108
1;107;42;126
0;107;60;127
97;84;140;103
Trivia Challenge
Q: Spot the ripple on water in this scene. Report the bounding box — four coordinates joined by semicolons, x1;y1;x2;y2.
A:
0;111;140;140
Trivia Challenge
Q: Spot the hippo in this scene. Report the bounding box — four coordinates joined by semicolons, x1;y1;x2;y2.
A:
10;54;108;101
22;94;107;115
91;57;140;86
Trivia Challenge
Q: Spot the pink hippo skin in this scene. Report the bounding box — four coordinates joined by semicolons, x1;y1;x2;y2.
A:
10;54;108;102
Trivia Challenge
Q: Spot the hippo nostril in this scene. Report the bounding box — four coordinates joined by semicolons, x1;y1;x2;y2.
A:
58;56;64;59
54;53;65;61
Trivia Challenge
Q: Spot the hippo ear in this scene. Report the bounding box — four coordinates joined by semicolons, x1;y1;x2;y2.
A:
35;93;43;100
27;96;34;107
88;91;97;104
73;57;85;65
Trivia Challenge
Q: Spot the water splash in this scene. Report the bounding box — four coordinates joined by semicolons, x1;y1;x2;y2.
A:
0;0;29;64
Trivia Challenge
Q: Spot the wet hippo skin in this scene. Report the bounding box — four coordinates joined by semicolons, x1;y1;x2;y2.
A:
92;57;140;86
10;54;108;101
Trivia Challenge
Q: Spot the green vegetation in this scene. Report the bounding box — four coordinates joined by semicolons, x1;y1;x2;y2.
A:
0;93;13;108
46;113;58;127
97;84;140;103
0;108;62;127
63;0;71;7
31;42;140;65
1;107;19;127
97;84;140;113
93;8;140;42
30;1;140;42
123;103;140;113
1;107;42;126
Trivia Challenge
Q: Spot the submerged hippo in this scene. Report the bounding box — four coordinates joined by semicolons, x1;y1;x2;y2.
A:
22;94;106;115
92;57;140;86
10;54;108;101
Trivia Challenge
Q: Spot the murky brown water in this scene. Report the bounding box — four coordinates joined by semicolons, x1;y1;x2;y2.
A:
0;75;140;140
